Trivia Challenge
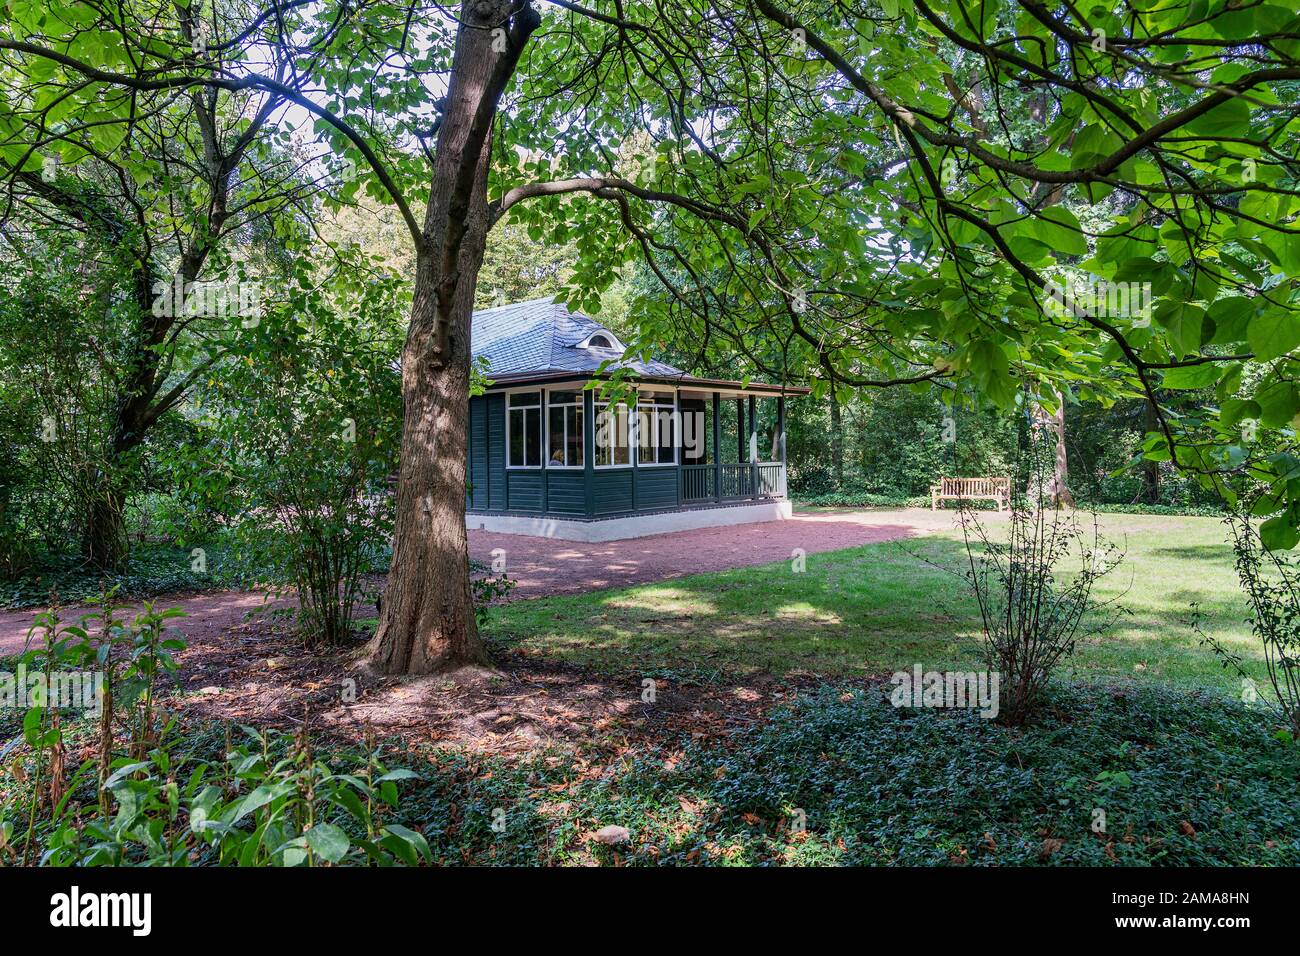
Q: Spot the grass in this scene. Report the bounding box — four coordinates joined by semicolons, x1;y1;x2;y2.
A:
484;512;1263;694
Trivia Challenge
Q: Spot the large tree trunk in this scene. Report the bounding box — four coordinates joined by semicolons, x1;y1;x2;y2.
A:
1038;389;1075;509
80;247;204;569
367;1;538;675
368;252;487;673
1139;399;1160;503
82;484;128;569
829;392;844;489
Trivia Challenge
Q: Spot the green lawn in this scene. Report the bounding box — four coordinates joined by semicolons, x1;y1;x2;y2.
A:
485;512;1263;694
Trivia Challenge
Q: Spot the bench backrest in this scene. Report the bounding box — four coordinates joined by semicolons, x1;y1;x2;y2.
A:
939;476;1010;497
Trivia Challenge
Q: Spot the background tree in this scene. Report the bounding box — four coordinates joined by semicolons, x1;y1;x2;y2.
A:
0;8;316;567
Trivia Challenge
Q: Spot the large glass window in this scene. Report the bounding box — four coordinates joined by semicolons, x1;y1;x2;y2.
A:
637;390;677;465
507;392;542;467
594;401;632;467
546;390;584;467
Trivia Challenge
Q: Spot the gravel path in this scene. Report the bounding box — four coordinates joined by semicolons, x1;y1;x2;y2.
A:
466;507;961;599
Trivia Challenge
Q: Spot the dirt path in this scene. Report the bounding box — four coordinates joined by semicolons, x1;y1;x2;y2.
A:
0;589;296;659
466;506;964;599
0;508;960;657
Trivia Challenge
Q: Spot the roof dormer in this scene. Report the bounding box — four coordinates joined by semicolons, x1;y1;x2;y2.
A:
576;329;624;352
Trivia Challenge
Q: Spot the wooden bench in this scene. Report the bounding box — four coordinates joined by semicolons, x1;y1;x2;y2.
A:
930;476;1010;512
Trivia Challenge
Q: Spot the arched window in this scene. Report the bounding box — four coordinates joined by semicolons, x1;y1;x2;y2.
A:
586;333;614;349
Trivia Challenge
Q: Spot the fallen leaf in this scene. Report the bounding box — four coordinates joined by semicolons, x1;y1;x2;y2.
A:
1038;837;1064;862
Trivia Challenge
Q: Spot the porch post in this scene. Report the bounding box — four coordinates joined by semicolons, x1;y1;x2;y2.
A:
748;394;758;499
777;395;787;497
583;388;595;517
735;398;745;464
777;396;787;462
673;388;681;506
540;390;549;515
712;391;721;501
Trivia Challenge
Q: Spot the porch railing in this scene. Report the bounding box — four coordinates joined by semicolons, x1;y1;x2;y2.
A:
680;462;787;504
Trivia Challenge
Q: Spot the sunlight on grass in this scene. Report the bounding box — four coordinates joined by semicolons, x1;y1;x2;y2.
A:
603;587;720;616
484;512;1260;692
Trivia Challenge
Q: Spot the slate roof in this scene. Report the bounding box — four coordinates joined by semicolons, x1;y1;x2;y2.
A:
470;296;810;395
471;296;686;380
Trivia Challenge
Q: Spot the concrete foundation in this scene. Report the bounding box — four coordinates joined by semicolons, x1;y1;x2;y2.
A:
466;499;793;542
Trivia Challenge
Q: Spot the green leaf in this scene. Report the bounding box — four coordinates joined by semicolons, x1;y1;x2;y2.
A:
305;823;350;864
1220;398;1261;427
1034;207;1087;257
1248;311;1300;361
1260;513;1299;551
1184;98;1251;138
1161;363;1220;390
1254;379;1300;428
379;824;430;866
1207;296;1256;344
376;769;421;783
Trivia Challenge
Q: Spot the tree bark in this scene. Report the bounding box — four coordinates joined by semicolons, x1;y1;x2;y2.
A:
1039;389;1075;509
1139;399;1160;503
81;486;129;568
829;392;844;488
367;1;539;675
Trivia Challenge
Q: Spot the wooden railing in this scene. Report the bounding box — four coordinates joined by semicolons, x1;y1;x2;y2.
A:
680;463;715;502
720;463;754;499
757;461;786;498
680;462;787;503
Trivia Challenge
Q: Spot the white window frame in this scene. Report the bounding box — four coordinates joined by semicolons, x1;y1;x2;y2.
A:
544;388;584;469
593;400;633;469
505;389;543;469
635;389;678;467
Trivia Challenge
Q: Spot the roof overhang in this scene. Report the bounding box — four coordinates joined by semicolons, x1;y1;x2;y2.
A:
481;370;812;397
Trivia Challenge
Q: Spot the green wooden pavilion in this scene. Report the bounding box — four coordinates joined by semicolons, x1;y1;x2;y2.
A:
466;298;809;541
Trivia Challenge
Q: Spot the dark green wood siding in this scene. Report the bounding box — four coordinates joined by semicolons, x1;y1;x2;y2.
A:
546;471;586;514
592;469;633;515
487;393;506;508
468;396;489;510
506;471;544;512
634;467;678;511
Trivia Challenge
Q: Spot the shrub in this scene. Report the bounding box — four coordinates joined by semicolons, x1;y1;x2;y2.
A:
2;600;428;867
1198;512;1300;742
955;434;1126;724
180;296;402;648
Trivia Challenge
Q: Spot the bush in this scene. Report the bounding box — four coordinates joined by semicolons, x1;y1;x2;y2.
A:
954;432;1127;724
0;542;239;610
175;295;402;647
1;602;429;867
1198;512;1300;743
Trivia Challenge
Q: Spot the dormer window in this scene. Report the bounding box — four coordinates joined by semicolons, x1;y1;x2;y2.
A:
576;329;624;351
